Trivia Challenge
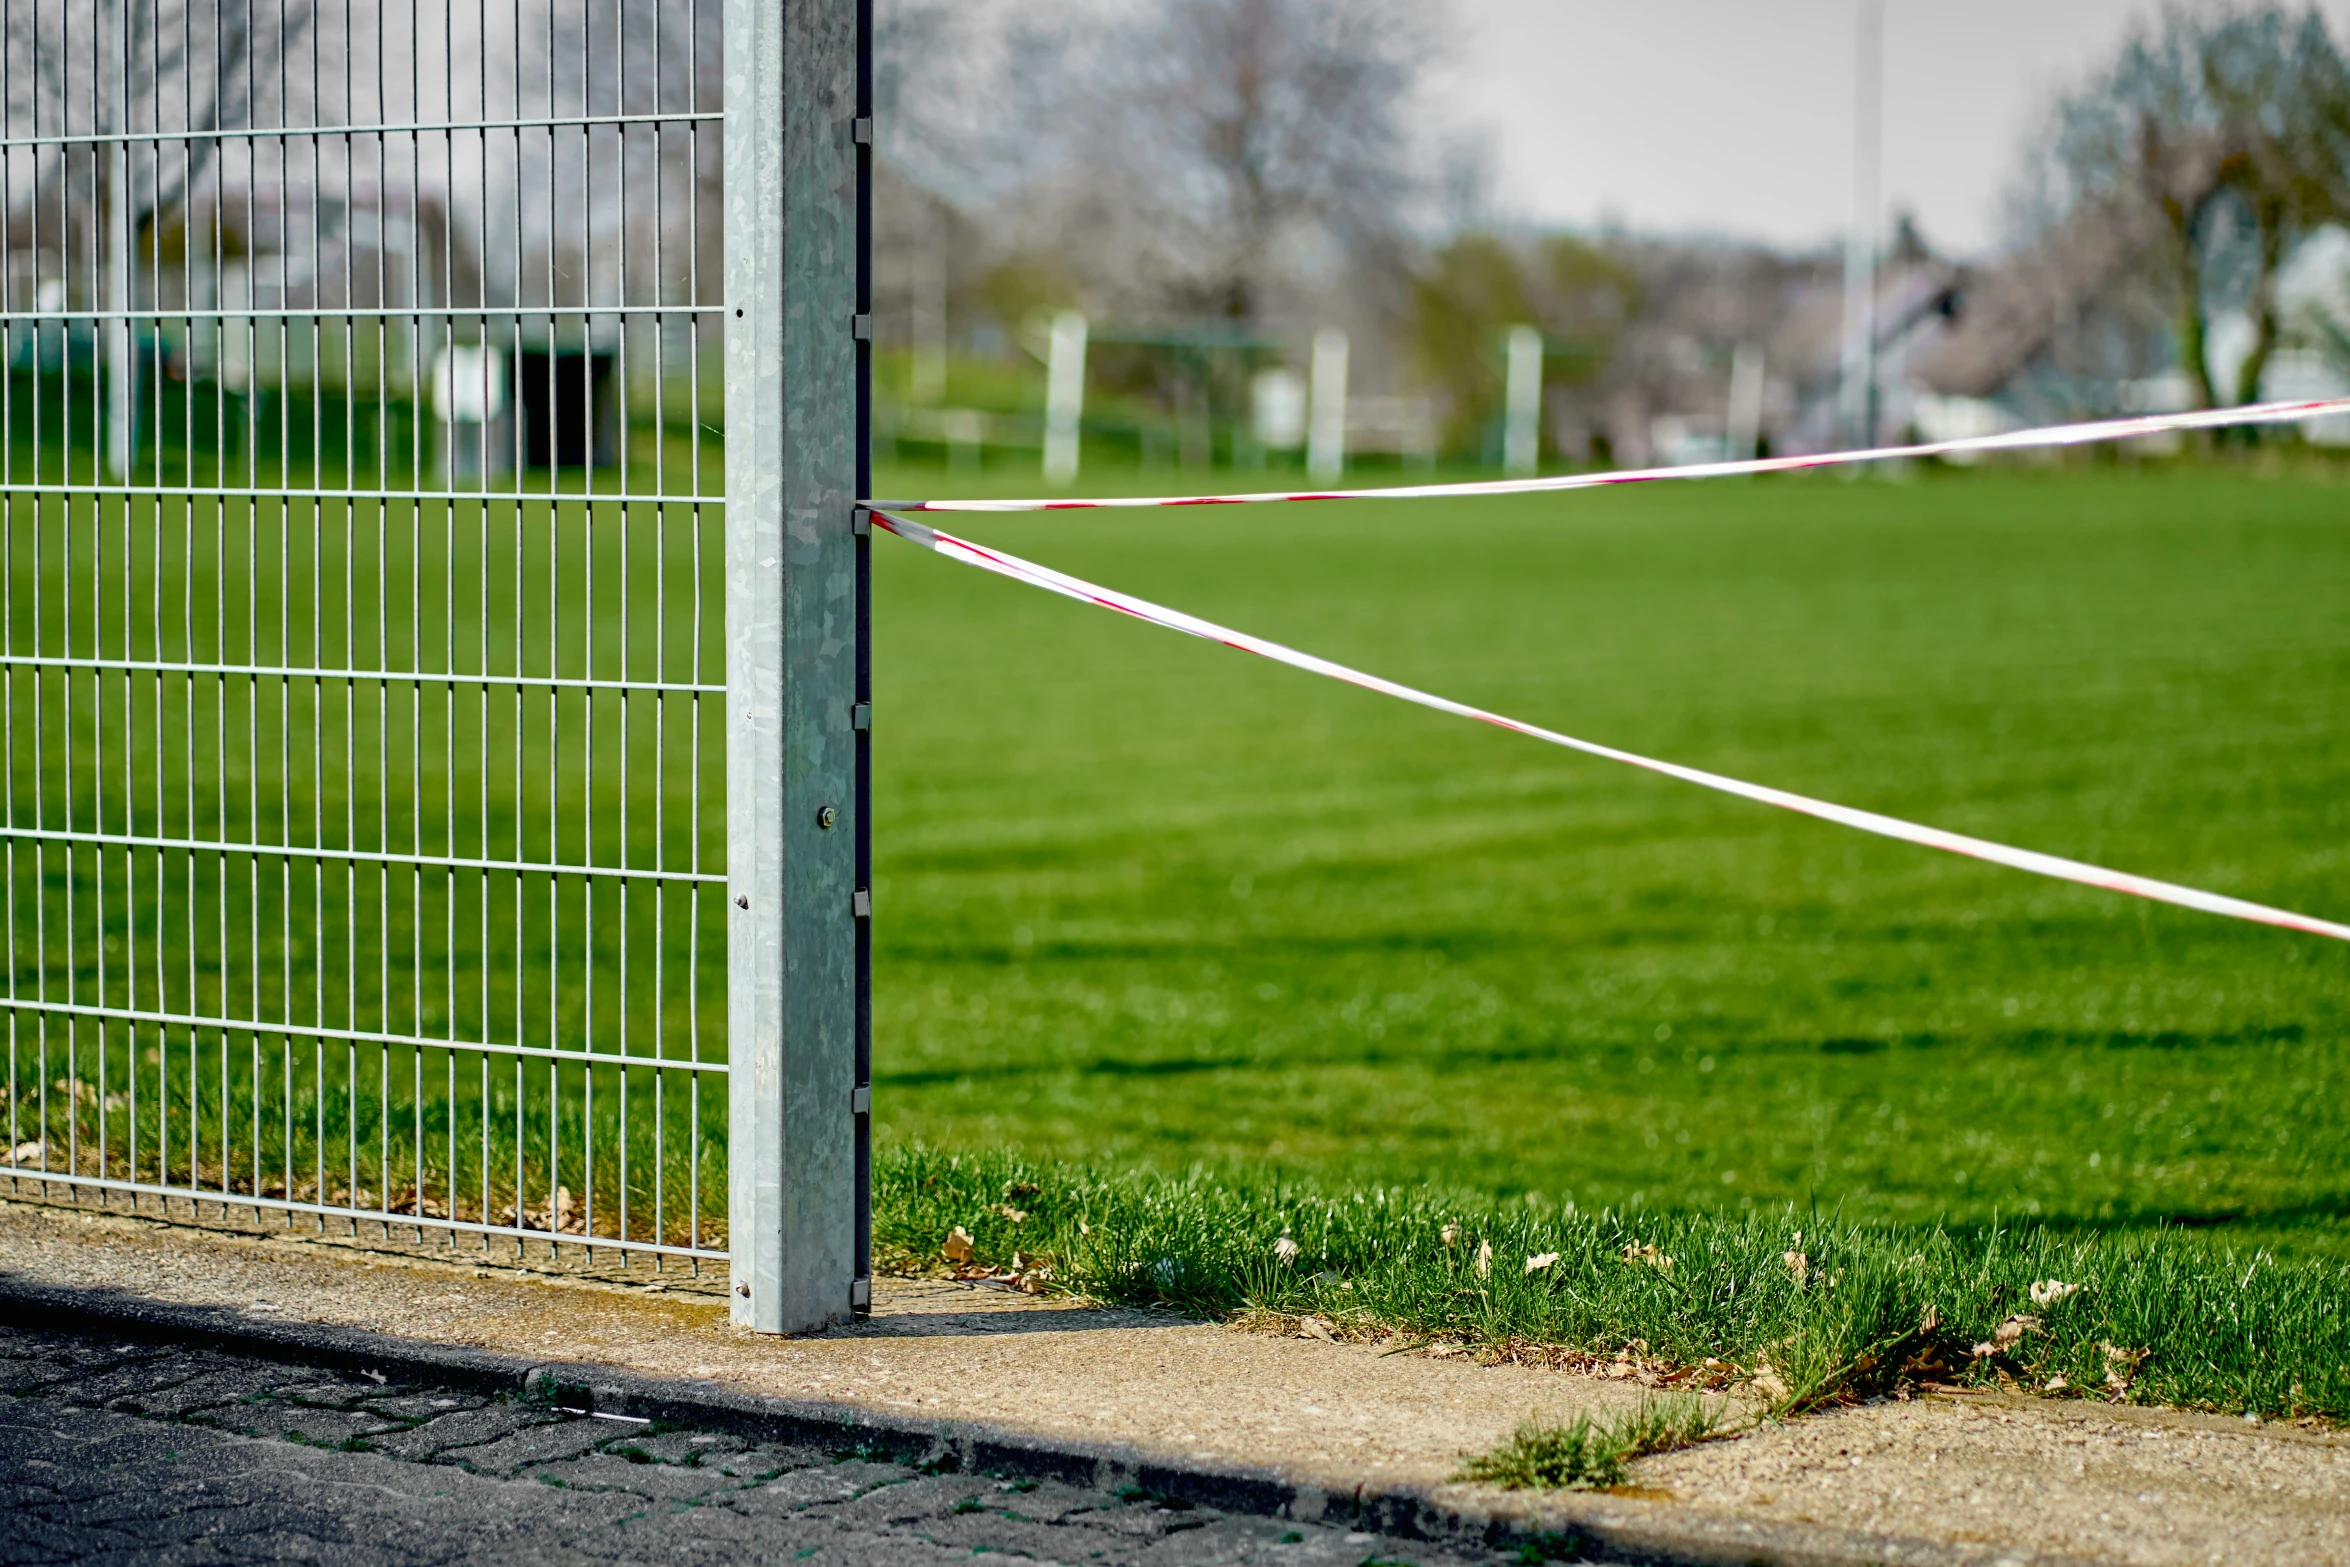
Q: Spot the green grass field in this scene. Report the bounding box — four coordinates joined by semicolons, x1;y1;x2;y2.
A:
868;459;2350;1259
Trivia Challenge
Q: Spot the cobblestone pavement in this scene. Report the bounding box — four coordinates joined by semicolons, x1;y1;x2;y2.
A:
0;1323;1551;1566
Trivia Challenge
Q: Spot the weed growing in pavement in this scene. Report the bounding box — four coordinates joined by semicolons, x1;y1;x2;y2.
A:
875;1144;2350;1424
1457;1413;1625;1491
1456;1394;1725;1490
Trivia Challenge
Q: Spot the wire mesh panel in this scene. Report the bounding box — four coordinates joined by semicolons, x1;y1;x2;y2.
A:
0;0;728;1268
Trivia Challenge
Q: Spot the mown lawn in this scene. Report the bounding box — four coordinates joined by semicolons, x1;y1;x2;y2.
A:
867;459;2350;1260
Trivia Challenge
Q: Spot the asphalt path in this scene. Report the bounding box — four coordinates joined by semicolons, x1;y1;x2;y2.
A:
0;1320;1554;1566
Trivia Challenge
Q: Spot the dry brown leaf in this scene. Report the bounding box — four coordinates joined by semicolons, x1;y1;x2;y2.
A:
1781;1250;1809;1288
941;1225;976;1264
1273;1235;1300;1264
546;1186;583;1234
1440;1220;1461;1249
1299;1316;1336;1343
996;1204;1029;1224
1621;1242;1674;1275
1472;1238;1493;1280
2029;1279;2079;1308
1972;1313;2041;1357
4;1140;42;1165
1524;1251;1560;1274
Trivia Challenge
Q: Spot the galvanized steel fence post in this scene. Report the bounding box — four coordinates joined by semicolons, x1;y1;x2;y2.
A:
723;0;871;1334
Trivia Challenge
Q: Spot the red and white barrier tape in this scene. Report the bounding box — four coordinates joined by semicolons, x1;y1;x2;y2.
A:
874;509;2350;944
892;395;2350;512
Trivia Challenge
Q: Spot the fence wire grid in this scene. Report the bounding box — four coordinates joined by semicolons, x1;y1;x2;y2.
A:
0;0;730;1267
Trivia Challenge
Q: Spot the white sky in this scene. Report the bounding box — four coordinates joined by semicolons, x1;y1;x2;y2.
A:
1437;0;2342;257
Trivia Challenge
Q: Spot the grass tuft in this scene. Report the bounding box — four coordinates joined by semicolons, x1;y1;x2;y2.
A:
1455;1394;1724;1491
1457;1414;1624;1491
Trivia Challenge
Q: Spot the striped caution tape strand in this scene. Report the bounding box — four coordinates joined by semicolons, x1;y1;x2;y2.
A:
889;395;2350;513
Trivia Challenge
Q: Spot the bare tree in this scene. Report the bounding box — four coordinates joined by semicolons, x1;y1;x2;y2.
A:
2031;3;2350;408
2200;8;2350;402
964;0;1439;331
1117;0;1430;323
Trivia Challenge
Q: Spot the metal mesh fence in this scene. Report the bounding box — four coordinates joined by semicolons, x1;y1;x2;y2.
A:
0;0;729;1268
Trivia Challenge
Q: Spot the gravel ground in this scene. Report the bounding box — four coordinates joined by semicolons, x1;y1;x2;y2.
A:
0;1321;1551;1567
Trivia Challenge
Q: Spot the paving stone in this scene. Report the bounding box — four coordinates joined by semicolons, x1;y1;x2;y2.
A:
360;1388;492;1421
604;1425;749;1465
264;1371;407;1411
25;1355;247;1411
522;1449;748;1501
731;1457;912;1513
990;1476;1118;1525
0;1328;160;1372
238;1402;415;1448
0;1355;83;1396
428;1411;617;1475
824;1468;991;1523
355;1400;553;1460
82;1362;302;1420
705;1440;830;1479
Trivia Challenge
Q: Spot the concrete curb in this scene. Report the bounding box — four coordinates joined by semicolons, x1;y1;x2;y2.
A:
0;1271;2085;1567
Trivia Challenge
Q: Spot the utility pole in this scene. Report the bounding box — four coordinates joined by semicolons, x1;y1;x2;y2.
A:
1838;0;1882;453
724;0;872;1335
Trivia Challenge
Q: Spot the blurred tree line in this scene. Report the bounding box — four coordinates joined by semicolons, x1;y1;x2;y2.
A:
878;0;2350;472
14;0;2350;476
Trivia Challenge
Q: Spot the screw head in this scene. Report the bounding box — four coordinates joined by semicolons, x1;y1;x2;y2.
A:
735;896;749;910
736;1282;751;1297
816;805;838;830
